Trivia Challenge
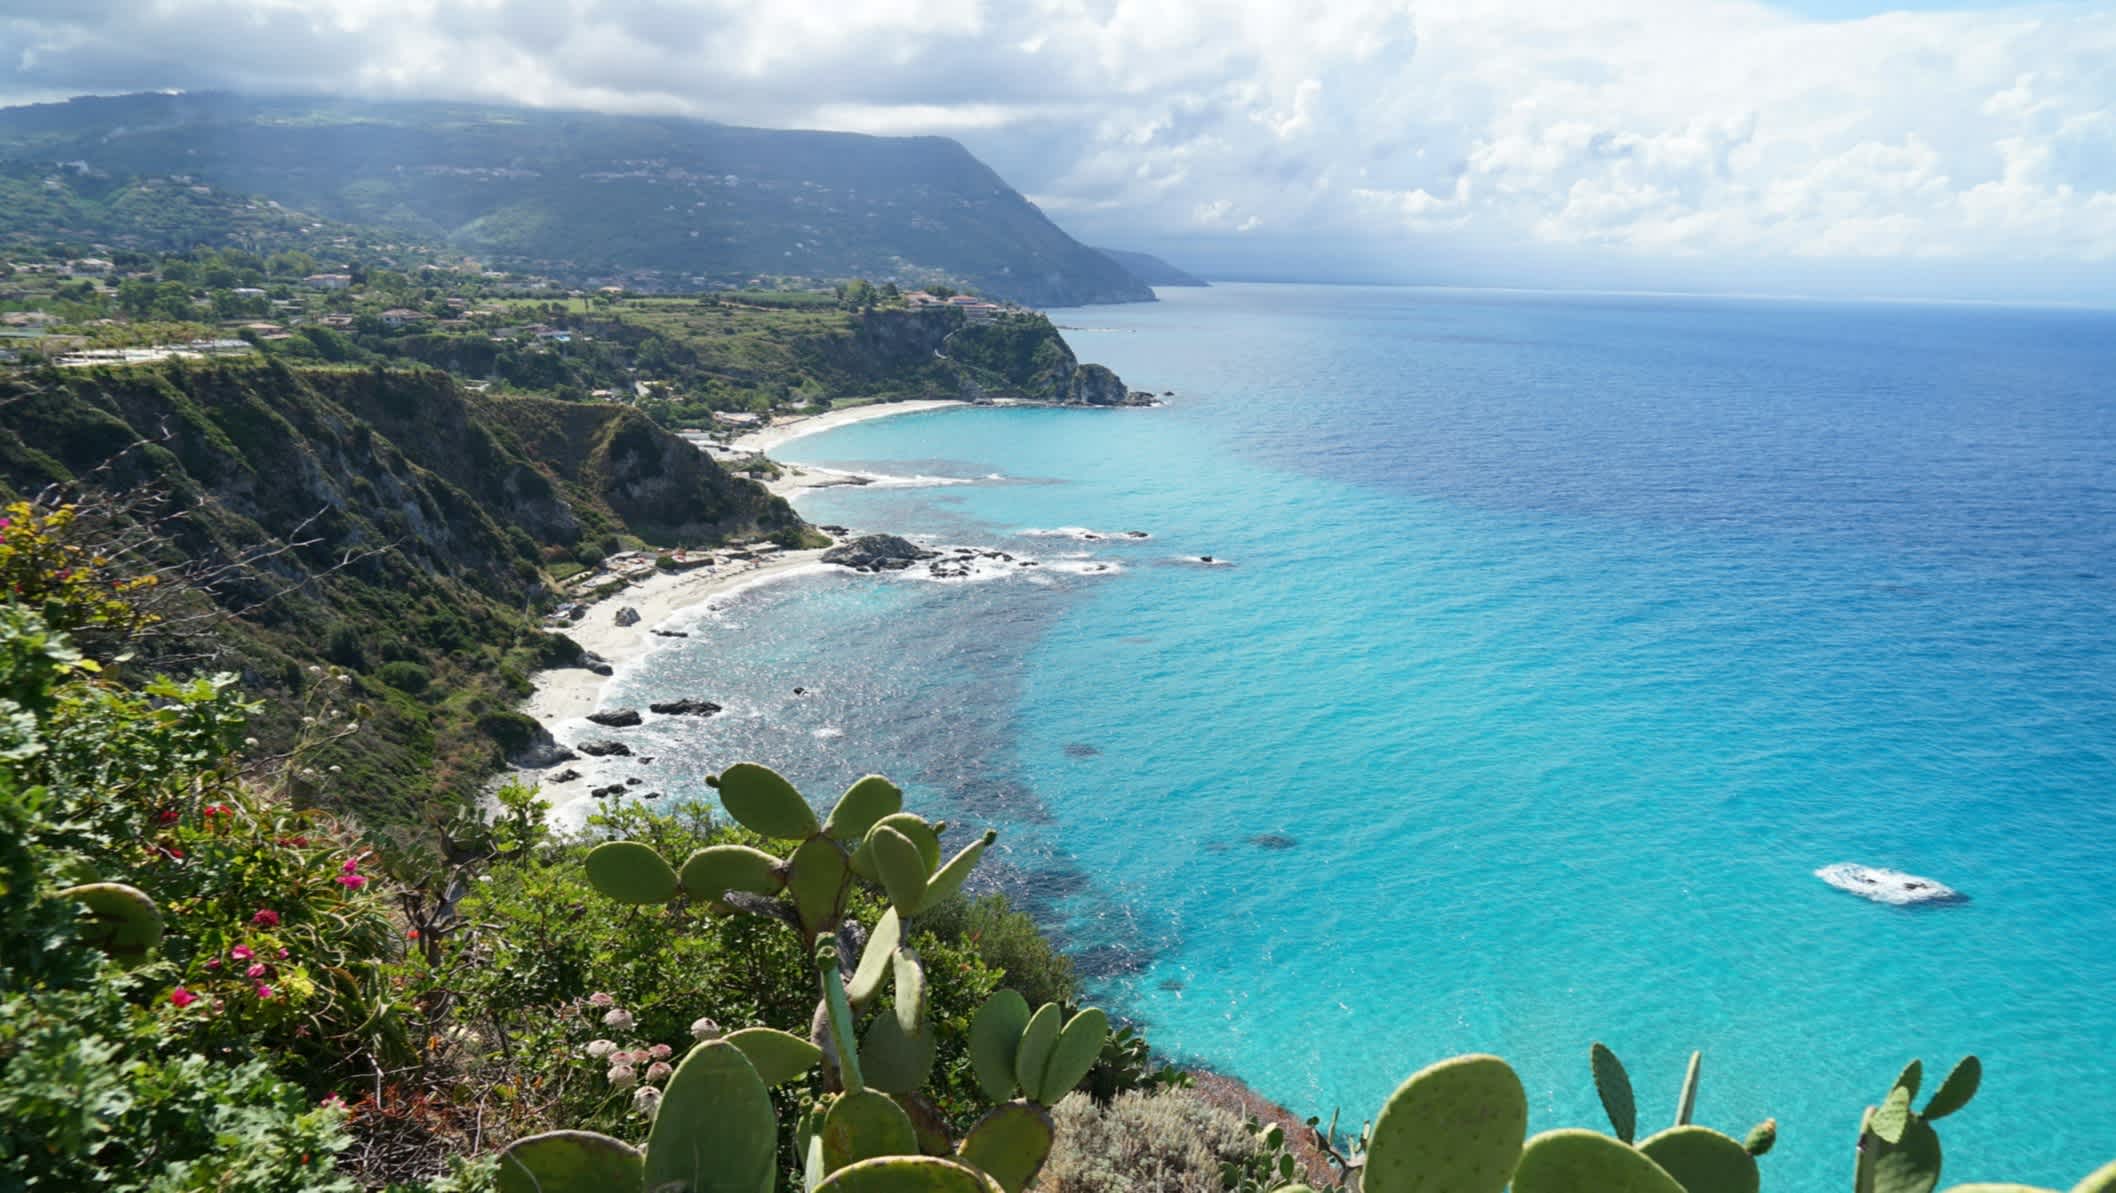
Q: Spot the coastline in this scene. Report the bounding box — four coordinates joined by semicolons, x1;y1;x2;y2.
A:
517;397;992;744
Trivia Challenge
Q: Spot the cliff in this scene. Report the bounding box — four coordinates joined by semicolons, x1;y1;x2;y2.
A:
0;360;802;822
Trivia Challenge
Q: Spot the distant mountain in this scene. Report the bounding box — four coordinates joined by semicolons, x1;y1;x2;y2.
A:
1095;247;1208;287
0;92;1154;307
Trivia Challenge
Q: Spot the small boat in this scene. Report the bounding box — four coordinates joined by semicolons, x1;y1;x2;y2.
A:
1816;863;1963;906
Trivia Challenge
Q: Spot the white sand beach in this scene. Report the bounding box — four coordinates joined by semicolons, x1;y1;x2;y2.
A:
520;397;995;731
730;398;969;455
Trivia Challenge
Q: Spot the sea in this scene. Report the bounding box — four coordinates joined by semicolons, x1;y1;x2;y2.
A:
591;284;2116;1187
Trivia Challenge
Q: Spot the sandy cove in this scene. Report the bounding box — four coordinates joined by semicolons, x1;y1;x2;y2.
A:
518;399;987;730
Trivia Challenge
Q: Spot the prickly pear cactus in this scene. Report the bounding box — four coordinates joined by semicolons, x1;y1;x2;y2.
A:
678;844;784;901
1031;1008;1109;1105
824;775;905;842
582;841;679;905
1592;1042;1637;1144
822;1088;920;1173
716;761;821;840
1636;1125;1760;1193
58;882;161;959
1923;1057;1982;1121
956;1101;1055;1193
496;1130;644;1193
968;989;1031;1102
1512;1129;1687;1193
1361;1053;1528;1193
814;1155;1005;1193
721;1026;822;1086
643;1040;777;1193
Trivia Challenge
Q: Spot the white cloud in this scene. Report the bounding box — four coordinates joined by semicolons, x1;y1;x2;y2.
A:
4;0;2114;296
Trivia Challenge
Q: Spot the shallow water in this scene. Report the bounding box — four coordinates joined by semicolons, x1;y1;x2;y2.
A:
600;285;2116;1186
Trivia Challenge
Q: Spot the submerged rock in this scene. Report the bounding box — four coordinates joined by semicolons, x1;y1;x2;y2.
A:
1816;863;1963;905
822;534;940;571
649;697;723;717
587;708;642;728
1250;833;1298;851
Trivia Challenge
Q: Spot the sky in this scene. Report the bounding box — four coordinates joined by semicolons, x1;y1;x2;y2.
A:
3;0;2113;302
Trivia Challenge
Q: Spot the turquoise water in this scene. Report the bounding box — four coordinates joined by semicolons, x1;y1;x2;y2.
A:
604;285;2116;1186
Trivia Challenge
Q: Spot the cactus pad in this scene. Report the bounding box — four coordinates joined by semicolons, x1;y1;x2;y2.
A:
1874;1084;1916;1146
717;762;821;840
1591;1042;1637;1143
892;947;927;1036
1872;1117;1944;1193
825;775;904;842
859;813;942;875
921;830;996;913
495;1130;644;1193
969;989;1032;1102
1744;1119;1777;1157
848;907;902;1009
1012;1004;1061;1105
1512;1129;1686;1193
1923;1056;1981;1121
644;1041;776;1193
822;1088;919;1174
1032;1008;1109;1105
1674;1051;1702;1128
862;1009;938;1095
1638;1126;1760;1193
2073;1160;2116;1193
583;841;678;905
867;825;931;918
958;1101;1055;1193
814;1155;1005;1193
58;883;161;959
679;845;783;901
1892;1059;1927;1105
1362;1053;1527;1193
788;837;853;939
723;1026;823;1086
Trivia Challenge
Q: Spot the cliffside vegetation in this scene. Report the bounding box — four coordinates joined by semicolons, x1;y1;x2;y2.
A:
0;360;803;826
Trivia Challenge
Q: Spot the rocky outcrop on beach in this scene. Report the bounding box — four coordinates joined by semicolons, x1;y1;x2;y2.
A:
1066;362;1157;407
576;740;633;758
586;708;642;728
505;721;579;769
650;698;723;717
822;534;939;572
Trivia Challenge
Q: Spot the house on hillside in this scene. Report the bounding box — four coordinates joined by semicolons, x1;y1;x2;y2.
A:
379;308;431;328
303;273;352;290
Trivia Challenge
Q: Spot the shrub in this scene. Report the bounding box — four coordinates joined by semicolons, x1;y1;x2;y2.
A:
921;891;1076;1010
475;710;540;754
1038;1088;1264;1193
377;661;432;695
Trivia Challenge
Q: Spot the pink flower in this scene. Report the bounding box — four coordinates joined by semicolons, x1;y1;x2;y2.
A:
319;1093;346;1109
588;992;614;1007
170;987;198;1008
340;856;360;873
204;958;222;970
649;1043;672;1059
156;809;179;825
645;1061;672;1083
255;984;275;1000
246;964;268;979
276;947;289;959
335;873;367;889
251;909;280;927
230;945;254;962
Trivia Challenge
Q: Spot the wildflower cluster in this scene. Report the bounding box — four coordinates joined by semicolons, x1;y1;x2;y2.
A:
576;994;684;1119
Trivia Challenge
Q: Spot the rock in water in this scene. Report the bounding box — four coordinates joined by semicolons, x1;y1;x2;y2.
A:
576;740;633;758
1816;863;1963;905
821;534;939;571
649;698;723;717
587;708;642;727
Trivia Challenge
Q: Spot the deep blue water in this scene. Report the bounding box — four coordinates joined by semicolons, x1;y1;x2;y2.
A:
589;286;2116;1187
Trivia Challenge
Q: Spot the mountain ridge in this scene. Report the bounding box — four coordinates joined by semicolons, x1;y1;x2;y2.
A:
0;92;1156;307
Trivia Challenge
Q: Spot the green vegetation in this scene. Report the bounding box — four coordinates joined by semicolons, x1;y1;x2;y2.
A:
0;93;1154;307
0;358;800;827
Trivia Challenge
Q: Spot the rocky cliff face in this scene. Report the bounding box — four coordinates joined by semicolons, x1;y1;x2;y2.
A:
939;313;1145;405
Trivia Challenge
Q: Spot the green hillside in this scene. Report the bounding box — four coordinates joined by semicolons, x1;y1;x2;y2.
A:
0;93;1155;307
